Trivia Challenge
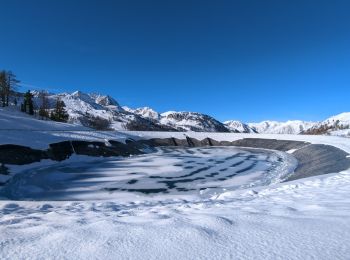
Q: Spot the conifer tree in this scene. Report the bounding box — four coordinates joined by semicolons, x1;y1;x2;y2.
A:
51;98;69;122
24;90;34;115
38;91;49;119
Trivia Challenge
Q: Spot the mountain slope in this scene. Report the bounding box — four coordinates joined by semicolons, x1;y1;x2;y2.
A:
304;112;350;136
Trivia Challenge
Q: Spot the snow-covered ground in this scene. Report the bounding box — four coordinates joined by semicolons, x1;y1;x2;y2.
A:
0;165;349;259
1;109;350;259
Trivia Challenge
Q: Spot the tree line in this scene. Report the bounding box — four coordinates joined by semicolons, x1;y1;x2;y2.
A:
0;70;69;122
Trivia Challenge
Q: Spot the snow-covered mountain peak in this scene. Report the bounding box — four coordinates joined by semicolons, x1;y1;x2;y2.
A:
327;112;350;122
224;120;257;133
133;107;160;121
248;120;315;134
90;93;120;107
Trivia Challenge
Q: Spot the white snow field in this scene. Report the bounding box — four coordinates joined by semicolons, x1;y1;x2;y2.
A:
0;110;350;259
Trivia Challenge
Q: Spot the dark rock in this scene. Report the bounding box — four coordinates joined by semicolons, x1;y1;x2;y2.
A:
109;140;144;156
48;141;74;161
0;163;9;175
0;144;48;165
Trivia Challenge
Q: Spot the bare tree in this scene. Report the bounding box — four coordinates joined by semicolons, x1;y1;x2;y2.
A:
0;71;6;107
0;70;20;107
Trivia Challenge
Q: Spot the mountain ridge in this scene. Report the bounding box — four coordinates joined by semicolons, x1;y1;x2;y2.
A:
8;90;350;136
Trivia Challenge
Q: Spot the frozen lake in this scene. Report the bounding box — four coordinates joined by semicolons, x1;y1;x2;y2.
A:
0;147;296;201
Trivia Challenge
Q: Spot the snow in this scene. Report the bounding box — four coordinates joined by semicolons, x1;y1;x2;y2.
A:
0;168;350;259
0;107;87;131
1;108;350;259
0;107;131;149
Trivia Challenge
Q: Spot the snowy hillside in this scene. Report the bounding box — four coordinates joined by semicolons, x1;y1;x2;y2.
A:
0;106;87;131
248;120;315;134
304;112;350;136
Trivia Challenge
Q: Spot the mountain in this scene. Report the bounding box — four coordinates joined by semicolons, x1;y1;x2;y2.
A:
248;120;315;134
303;112;350;136
21;91;231;132
14;91;174;131
123;106;160;121
159;111;229;132
11;90;349;135
224;120;257;133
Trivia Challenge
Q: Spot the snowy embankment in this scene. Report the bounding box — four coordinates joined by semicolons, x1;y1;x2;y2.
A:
1;109;350;259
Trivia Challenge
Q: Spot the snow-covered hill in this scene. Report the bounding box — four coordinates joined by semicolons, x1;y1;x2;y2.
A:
304;112;350;136
248;120;315;134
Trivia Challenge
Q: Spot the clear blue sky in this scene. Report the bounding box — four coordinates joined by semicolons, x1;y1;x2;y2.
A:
1;0;349;122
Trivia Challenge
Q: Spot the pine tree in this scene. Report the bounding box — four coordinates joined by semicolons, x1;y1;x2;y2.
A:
38;90;49;119
51;98;69;122
24;90;34;115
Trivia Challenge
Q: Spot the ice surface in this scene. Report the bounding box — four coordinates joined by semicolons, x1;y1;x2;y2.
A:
0;147;295;202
